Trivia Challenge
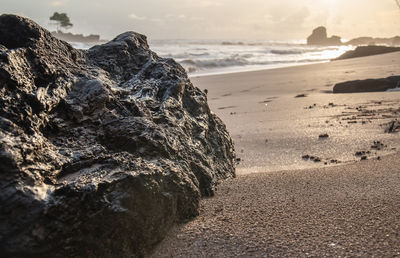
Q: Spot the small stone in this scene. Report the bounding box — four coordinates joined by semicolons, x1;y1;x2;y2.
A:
295;94;307;98
355;151;365;156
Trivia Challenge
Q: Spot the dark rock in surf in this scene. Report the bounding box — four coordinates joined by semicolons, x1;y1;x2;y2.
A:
333;76;400;93
334;45;400;60
345;36;400;46
0;14;235;257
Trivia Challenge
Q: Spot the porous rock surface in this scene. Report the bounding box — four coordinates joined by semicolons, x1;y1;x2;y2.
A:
0;14;235;257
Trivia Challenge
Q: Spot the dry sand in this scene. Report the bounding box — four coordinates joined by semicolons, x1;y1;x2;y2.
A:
151;53;400;257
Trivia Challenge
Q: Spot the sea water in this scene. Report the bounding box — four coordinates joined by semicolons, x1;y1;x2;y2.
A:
72;39;354;76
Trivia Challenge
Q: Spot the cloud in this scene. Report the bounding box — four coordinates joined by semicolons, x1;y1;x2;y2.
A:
50;0;70;7
198;1;224;7
129;13;146;20
164;14;187;20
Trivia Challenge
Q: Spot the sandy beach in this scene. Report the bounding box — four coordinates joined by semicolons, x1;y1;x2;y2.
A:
192;51;400;173
151;52;400;256
152;154;400;257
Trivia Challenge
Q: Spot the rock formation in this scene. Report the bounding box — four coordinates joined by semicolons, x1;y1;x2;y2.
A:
307;26;342;46
333;76;400;93
335;45;400;60
306;27;400;47
346;36;400;46
0;14;235;257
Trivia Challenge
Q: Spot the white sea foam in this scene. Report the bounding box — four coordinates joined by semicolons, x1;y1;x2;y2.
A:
73;39;354;76
149;39;354;76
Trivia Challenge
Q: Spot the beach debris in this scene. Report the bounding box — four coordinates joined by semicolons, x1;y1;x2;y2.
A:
204;88;208;95
305;104;317;109
361;156;368;161
371;141;386;150
236;158;242;164
295;93;307;98
385;120;400;133
303;155;340;164
355;151;370;157
319;133;329;139
302;155;321;162
218;105;237;110
313;157;321;162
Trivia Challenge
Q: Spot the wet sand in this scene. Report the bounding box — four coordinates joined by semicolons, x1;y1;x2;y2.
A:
152;154;400;257
152;53;400;256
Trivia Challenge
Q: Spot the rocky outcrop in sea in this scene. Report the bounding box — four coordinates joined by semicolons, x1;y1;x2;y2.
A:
307;26;342;46
0;14;235;257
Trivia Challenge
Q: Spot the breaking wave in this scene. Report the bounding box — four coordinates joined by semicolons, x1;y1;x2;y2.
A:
150;40;354;75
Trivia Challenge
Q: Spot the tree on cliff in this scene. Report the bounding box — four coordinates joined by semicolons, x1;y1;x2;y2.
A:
49;12;73;31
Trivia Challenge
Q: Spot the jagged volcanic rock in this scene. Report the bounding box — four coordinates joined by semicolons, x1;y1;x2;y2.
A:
0;14;235;257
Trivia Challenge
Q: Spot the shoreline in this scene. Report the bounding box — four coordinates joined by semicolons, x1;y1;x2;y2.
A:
189;60;329;78
152;42;400;256
190;51;400;80
190;51;400;174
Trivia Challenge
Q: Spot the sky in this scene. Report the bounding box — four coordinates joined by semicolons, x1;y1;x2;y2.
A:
1;0;399;41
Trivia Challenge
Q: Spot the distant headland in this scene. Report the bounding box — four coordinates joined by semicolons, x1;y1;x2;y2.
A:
51;30;102;43
307;26;400;46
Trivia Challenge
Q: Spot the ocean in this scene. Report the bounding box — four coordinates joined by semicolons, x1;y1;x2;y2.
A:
71;39;354;76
